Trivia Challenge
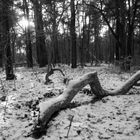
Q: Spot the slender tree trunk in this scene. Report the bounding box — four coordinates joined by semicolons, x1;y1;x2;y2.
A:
80;6;86;67
119;0;126;58
26;27;33;67
23;0;33;67
0;2;3;67
0;25;3;67
94;29;100;65
0;39;3;67
109;32;115;63
81;13;86;67
11;5;16;64
79;29;83;67
86;16;91;63
51;1;60;64
11;28;16;64
126;0;138;57
67;36;71;66
115;18;120;61
63;28;67;64
70;0;77;68
92;8;100;65
109;20;116;63
127;27;133;56
115;0;121;61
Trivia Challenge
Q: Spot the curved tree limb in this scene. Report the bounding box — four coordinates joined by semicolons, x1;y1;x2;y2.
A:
90;70;140;97
33;70;140;133
45;68;65;84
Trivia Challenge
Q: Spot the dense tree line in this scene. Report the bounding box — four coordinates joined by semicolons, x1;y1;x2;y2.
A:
0;0;140;79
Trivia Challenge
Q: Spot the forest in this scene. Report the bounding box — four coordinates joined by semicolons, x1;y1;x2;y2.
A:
0;0;140;140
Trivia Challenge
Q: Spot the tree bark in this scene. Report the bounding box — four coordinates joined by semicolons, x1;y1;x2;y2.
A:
23;0;33;68
1;1;15;80
70;0;77;68
33;70;140;132
31;0;48;67
51;1;60;65
126;0;139;57
0;35;3;67
0;5;3;67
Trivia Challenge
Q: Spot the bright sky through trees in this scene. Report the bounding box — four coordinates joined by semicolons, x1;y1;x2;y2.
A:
18;17;34;29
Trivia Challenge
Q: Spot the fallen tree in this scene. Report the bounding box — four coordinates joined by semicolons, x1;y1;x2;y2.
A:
33;70;140;134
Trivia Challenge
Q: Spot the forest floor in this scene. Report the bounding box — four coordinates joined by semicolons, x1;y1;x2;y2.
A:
0;64;140;140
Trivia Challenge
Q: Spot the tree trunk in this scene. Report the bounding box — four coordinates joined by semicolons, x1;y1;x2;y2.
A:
0;48;2;67
23;0;33;67
127;27;133;57
0;5;3;67
51;1;60;65
92;8;101;65
32;70;140;133
94;36;99;65
1;1;15;80
115;18;120;61
115;0;121;61
31;0;48;67
86;16;91;63
80;12;86;67
119;0;126;58
11;28;16;64
109;30;115;63
0;32;3;67
126;0;138;57
70;0;77;68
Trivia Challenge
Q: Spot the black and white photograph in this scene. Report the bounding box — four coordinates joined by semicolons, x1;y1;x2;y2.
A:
0;0;140;139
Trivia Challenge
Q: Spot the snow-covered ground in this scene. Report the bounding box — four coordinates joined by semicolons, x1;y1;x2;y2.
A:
0;64;140;140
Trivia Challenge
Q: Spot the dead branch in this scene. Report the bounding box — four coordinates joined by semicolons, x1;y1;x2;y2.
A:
45;68;65;84
33;70;140;133
66;115;74;138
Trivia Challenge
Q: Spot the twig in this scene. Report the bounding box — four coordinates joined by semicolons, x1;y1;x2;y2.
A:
0;78;4;91
1;81;9;121
3;92;9;122
66;115;74;138
0;78;9;121
0;78;6;99
13;77;16;90
13;63;17;90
